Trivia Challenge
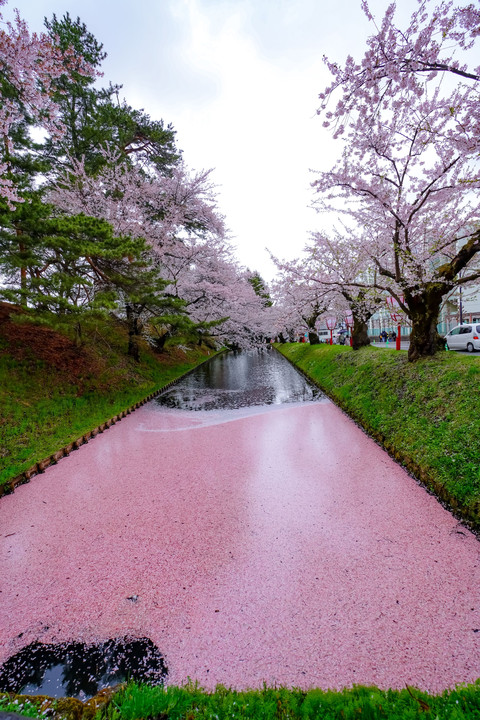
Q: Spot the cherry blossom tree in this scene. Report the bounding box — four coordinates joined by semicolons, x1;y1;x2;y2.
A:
270;255;334;344
315;1;480;360
314;88;480;359
0;0;93;204
50;145;270;350
302;231;383;349
160;235;272;349
319;0;480;138
0;4;265;355
52;148;224;250
49;150;222;352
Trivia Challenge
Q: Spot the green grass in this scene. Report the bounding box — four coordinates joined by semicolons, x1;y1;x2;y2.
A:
0;694;47;717
275;342;480;529
0;311;219;489
4;681;480;720
101;680;480;720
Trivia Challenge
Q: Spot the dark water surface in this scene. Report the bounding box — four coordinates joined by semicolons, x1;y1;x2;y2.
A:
0;638;167;699
155;348;324;411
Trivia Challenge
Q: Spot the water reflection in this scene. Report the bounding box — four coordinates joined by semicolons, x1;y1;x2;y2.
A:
156;349;323;411
0;638;167;699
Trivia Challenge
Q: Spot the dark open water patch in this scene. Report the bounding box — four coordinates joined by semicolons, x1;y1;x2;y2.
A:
0;637;167;699
156;348;324;411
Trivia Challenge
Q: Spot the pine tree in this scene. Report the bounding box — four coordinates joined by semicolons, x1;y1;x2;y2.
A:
43;13;180;177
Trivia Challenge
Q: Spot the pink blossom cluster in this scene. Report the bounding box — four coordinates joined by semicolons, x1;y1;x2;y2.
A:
309;0;480;357
319;0;480;137
50;145;271;347
0;0;94;204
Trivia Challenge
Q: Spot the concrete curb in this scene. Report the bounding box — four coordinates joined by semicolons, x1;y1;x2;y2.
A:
1;351;222;499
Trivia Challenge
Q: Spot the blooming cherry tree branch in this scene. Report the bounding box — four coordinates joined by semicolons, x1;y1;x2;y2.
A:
0;0;94;204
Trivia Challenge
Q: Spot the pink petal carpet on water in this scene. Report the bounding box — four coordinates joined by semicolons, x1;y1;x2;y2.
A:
1;399;479;691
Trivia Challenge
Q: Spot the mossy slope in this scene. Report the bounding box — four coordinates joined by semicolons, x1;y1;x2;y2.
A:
0;306;218;488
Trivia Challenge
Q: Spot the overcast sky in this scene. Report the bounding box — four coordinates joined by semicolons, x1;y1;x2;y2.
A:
7;0;418;281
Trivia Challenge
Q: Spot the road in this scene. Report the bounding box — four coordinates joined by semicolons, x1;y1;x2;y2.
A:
1;397;479;692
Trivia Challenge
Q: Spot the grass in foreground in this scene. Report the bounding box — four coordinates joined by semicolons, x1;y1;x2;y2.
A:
0;694;44;717
275;343;480;529
105;680;480;720
4;681;480;720
0;309;218;488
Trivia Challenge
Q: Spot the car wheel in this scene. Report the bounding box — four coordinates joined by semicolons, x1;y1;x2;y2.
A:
467;342;474;353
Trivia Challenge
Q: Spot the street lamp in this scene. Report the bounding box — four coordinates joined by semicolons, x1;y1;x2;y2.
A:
325;316;336;345
345;314;354;347
386;296;404;351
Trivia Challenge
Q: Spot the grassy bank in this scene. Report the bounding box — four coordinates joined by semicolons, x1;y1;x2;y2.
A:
276;342;480;530
0;306;218;490
3;679;480;720
107;681;480;720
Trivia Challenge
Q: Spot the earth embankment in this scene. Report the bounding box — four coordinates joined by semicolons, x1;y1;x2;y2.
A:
275;342;480;532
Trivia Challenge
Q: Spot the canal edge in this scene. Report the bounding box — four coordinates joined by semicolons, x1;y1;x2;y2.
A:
1;349;226;500
274;346;480;537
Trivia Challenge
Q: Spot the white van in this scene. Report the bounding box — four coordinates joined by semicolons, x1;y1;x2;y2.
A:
444;323;480;352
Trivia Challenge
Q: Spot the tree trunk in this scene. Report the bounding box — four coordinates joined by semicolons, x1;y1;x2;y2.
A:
352;319;371;350
74;321;83;347
18;239;27;308
153;331;169;352
126;304;140;362
407;290;445;362
308;330;320;345
342;290;374;351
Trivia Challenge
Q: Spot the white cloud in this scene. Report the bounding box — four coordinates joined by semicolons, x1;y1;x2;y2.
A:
142;0;333;278
4;0;421;281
